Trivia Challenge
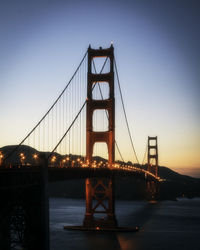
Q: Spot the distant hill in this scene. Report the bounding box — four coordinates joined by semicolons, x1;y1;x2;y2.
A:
1;145;200;200
0;145;104;165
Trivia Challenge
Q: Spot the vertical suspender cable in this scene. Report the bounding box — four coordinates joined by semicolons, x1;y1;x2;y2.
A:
50;55;108;158
92;60;124;163
114;58;140;164
4;51;88;162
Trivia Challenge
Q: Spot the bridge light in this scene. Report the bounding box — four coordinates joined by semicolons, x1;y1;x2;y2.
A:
20;153;25;159
0;151;3;166
51;156;56;162
33;153;38;159
0;152;3;158
19;153;26;165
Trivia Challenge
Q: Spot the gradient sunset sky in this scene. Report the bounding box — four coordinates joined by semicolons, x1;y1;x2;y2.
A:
0;0;200;176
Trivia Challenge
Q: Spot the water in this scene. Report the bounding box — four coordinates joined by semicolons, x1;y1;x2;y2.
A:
50;198;200;250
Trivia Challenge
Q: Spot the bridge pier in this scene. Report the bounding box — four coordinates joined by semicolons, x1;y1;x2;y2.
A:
83;177;117;228
146;179;160;200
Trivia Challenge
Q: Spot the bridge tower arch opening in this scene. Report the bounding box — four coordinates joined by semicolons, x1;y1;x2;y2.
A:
83;45;118;228
92;109;109;132
92;142;108;161
92;81;110;100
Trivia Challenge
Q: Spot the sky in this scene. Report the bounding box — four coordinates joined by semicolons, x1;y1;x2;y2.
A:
0;0;200;176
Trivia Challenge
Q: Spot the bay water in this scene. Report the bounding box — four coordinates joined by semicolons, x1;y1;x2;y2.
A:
50;198;200;250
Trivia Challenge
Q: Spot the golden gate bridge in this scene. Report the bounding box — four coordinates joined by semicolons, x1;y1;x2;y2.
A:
0;45;161;250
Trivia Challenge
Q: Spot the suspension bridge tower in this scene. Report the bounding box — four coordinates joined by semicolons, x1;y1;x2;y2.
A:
146;136;159;200
83;45;117;228
147;136;158;177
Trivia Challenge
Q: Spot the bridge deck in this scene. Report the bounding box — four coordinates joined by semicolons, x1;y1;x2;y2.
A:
0;166;158;188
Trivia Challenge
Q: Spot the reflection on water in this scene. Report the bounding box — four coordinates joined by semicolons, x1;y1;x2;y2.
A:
50;198;200;250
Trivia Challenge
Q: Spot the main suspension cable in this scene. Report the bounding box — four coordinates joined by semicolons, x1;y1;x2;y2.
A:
50;55;109;158
92;60;124;163
141;142;148;166
4;50;88;162
114;57;140;164
49;101;86;158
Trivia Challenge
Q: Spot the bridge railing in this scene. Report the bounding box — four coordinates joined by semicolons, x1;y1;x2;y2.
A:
1;156;161;182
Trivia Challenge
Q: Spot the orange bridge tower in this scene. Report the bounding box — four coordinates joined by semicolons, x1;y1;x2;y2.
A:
83;45;117;228
146;136;159;200
147;136;158;177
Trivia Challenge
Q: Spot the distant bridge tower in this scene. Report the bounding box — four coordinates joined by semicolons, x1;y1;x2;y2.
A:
83;45;117;228
147;136;158;177
146;136;159;200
